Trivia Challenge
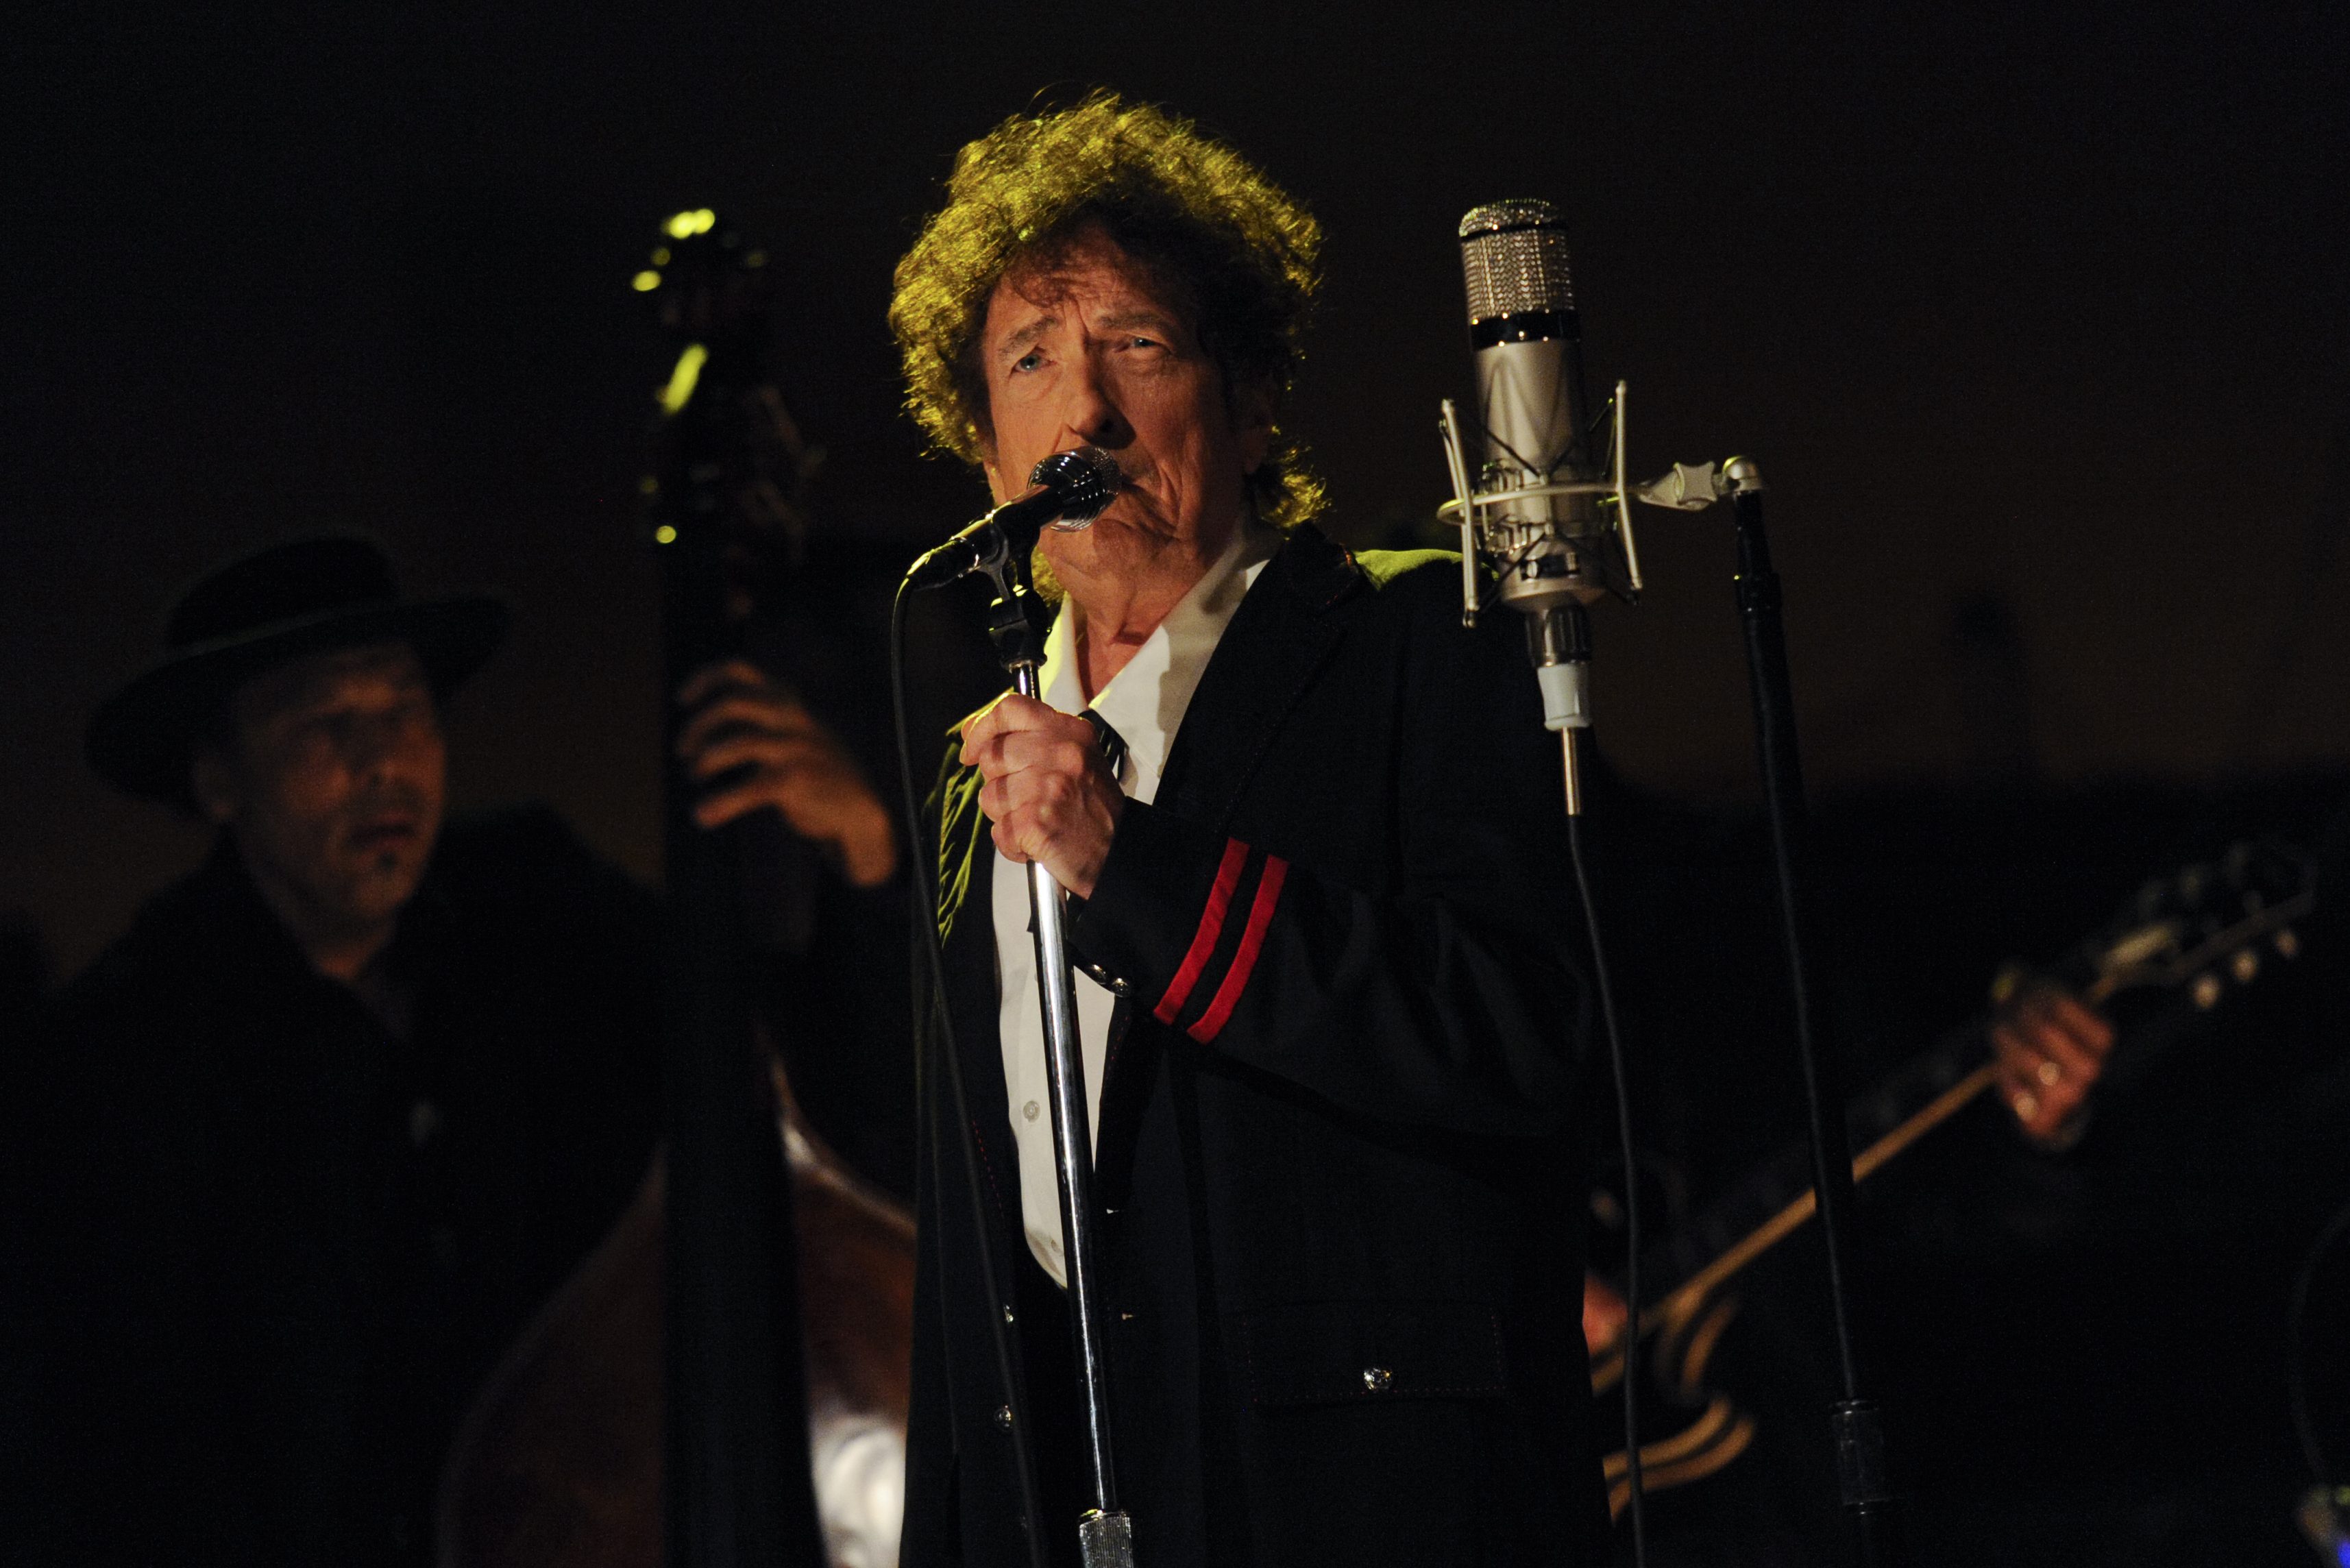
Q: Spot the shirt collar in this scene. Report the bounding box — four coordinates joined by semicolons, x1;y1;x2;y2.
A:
1036;512;1280;796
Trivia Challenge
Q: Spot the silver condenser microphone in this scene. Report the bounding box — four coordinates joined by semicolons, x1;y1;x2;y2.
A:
1443;200;1643;813
1461;199;1604;606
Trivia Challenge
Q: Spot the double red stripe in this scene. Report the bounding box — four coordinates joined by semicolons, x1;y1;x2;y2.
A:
1154;838;1251;1025
1187;855;1286;1043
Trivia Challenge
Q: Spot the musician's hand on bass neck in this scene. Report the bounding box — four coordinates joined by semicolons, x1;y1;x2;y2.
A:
1990;982;2114;1148
676;660;899;888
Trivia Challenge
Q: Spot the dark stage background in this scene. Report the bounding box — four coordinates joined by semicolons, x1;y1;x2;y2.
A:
9;0;2345;979
7;7;2350;1563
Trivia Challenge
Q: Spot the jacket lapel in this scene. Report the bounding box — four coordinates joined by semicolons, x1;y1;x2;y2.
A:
1095;525;1366;1195
931;757;1023;1235
1155;523;1365;831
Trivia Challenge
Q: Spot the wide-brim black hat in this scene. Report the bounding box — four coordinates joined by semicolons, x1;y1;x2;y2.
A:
88;535;510;804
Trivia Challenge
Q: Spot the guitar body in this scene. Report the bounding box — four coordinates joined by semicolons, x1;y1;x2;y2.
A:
1593;1292;1759;1519
435;1062;915;1568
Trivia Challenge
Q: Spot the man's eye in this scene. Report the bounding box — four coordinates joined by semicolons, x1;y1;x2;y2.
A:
1009;350;1043;375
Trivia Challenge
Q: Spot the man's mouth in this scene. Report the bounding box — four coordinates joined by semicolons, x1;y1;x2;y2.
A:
348;817;419;854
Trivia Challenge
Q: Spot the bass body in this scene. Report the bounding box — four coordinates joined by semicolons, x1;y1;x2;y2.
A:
435;1064;913;1568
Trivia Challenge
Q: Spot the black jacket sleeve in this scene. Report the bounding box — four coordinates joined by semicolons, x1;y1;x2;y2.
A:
1069;567;1587;1137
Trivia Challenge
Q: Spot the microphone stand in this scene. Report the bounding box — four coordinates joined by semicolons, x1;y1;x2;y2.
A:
1717;459;1901;1566
971;536;1137;1568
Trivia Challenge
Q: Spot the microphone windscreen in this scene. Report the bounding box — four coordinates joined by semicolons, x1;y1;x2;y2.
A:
1459;200;1576;324
1029;445;1123;529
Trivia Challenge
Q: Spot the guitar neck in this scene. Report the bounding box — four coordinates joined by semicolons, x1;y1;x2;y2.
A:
1624;1018;1992;1321
1619;868;2317;1332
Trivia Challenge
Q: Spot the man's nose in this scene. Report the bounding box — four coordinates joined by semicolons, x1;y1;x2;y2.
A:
1061;352;1130;448
345;711;414;776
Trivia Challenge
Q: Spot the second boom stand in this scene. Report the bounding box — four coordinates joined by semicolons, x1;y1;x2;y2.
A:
1724;460;1902;1567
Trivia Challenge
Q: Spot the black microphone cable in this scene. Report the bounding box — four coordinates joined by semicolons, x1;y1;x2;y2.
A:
1566;806;1647;1564
890;576;1049;1568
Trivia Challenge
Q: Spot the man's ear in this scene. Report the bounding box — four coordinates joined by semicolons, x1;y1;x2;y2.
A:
1230;379;1277;475
188;744;239;827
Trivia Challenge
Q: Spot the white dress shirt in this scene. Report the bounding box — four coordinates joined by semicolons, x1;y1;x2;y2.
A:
991;515;1280;1286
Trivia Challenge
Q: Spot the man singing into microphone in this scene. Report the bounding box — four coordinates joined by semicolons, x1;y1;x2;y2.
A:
890;93;1610;1565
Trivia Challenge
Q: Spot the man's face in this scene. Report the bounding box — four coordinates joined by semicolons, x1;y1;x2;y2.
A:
979;228;1274;597
193;641;447;938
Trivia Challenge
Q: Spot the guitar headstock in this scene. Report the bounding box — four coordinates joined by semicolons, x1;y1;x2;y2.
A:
2059;837;2319;1010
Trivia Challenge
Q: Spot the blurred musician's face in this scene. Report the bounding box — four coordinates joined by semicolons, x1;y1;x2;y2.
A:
193;640;447;965
978;225;1275;603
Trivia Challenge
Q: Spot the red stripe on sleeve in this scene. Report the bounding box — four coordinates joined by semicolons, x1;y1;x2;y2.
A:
1187;855;1288;1044
1153;837;1252;1025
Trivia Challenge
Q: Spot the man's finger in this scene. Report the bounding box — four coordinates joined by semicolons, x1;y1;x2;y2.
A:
2043;992;2116;1056
976;766;1062;831
676;658;774;708
692;774;795;830
958;691;1029;761
676;694;817;759
960;693;1088;765
2022;1018;2101;1086
688;732;830;782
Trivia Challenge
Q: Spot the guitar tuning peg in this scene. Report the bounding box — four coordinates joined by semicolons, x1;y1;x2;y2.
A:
2231;948;2260;984
2191;972;2223;1010
2276;929;2301;960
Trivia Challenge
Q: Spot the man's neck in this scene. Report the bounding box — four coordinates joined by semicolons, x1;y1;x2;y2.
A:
1066;510;1252;700
1072;592;1186;701
236;845;397;985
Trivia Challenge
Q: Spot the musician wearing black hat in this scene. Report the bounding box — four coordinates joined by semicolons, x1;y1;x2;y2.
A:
42;535;898;1565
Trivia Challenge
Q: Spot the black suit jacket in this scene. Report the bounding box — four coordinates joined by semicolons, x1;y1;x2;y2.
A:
903;526;1612;1567
33;810;663;1567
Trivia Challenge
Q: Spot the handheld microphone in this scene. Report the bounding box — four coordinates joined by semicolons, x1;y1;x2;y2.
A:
906;445;1123;589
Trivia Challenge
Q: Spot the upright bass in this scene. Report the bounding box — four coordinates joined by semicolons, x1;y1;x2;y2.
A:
437;210;916;1568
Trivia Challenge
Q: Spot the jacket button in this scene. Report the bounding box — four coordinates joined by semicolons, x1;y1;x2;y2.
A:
996;1405;1014;1430
1362;1367;1394;1393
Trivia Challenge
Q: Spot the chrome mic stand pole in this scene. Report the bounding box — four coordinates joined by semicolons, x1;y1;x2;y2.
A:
974;535;1136;1568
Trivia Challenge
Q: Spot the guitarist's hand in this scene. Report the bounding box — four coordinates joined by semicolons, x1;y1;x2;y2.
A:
1990;983;2113;1147
677;661;898;889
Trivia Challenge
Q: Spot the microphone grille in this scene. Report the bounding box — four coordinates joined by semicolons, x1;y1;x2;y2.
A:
1458;200;1574;323
1029;445;1122;527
